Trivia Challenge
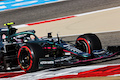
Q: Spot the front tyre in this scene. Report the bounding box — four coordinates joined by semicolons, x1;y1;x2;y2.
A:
17;43;44;72
75;33;102;57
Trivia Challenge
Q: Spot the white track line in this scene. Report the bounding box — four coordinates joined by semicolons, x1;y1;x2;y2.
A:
75;6;120;17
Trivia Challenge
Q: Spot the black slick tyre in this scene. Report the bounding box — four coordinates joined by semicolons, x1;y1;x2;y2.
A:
17;43;44;72
75;33;102;57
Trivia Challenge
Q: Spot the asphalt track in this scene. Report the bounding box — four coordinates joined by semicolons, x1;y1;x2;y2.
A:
1;0;120;80
1;0;120;27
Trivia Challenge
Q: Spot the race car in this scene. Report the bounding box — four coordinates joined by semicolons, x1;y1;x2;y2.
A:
0;22;119;72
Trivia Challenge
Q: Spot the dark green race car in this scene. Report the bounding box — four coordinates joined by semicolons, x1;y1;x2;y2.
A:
0;22;119;72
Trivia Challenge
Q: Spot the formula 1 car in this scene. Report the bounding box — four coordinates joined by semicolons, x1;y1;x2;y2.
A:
0;22;119;72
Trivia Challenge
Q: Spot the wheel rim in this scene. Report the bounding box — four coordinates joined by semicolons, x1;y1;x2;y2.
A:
18;46;33;72
76;40;88;53
19;48;31;69
76;38;91;54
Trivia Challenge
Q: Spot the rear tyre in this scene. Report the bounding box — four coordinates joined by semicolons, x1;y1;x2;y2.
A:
17;43;44;72
75;33;102;57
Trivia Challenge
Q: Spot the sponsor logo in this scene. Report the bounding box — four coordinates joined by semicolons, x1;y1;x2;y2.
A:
40;57;72;64
40;61;54;64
